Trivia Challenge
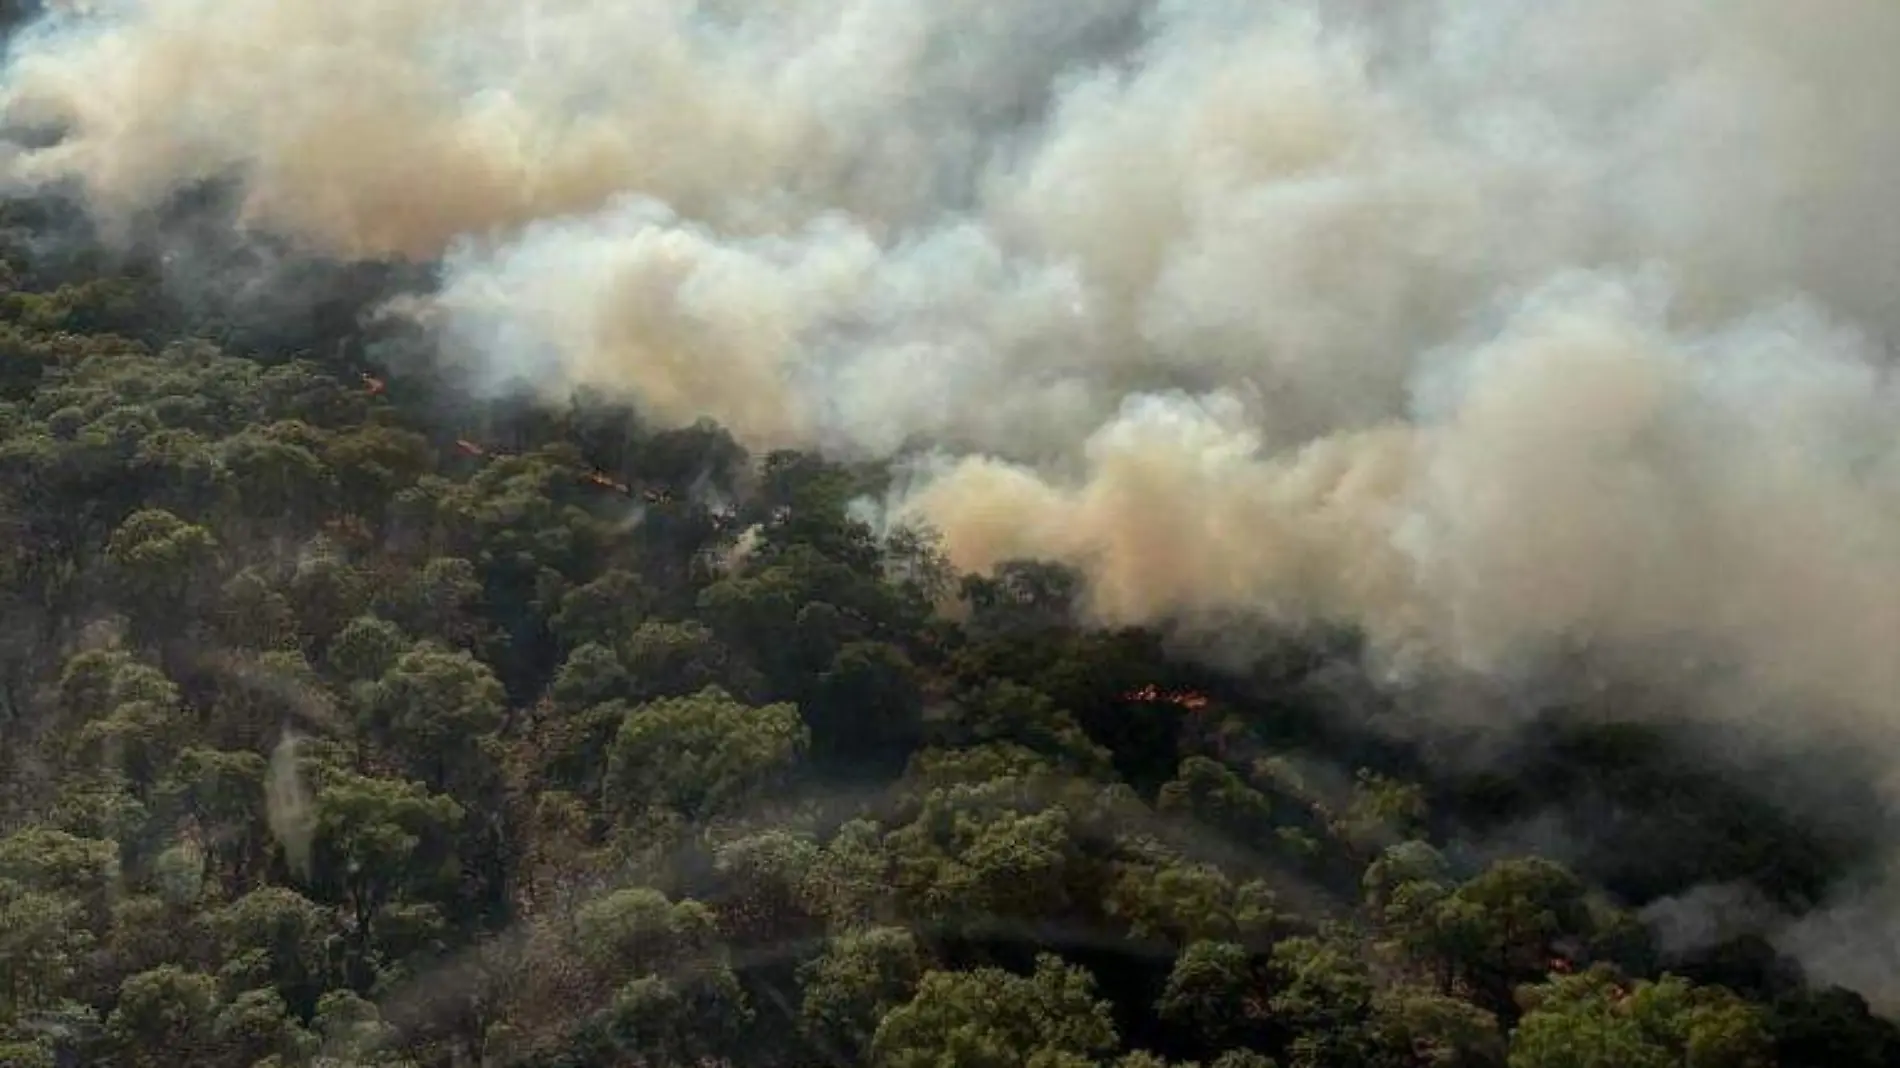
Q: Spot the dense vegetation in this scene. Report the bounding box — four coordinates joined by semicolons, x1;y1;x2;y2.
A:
0;197;1896;1068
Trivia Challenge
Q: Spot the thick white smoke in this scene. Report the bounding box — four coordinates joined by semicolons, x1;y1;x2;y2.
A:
9;0;1900;1005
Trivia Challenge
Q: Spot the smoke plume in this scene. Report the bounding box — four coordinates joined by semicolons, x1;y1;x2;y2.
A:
9;0;1900;1004
265;730;315;884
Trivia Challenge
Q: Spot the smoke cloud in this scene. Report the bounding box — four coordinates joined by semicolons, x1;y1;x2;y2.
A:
9;0;1900;1005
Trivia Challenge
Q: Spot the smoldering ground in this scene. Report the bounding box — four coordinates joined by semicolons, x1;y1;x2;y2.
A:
9;0;1900;1006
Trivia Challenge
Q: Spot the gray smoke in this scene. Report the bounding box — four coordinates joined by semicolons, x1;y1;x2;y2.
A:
8;0;1900;1005
265;730;314;883
1640;882;1782;962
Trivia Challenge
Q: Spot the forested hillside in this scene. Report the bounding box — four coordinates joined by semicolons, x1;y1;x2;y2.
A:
5;0;1900;1064
0;195;1894;1068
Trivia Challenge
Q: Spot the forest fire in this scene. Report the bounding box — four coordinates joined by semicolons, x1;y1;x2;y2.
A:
3;0;1897;1060
1121;684;1211;711
450;431;666;504
583;471;634;497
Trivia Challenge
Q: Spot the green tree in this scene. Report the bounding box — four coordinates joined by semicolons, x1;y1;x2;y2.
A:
570;887;723;983
365;644;506;795
325;615;409;683
1268;935;1381;1068
1445;858;1594;1012
309;989;406;1065
217;424;337;529
211;988;314;1068
806;640;924;775
1330;770;1430;858
1372;987;1506;1068
803;818;894;930
948;680;1109;777
0;1039;56;1068
1508;967;1772;1068
799;926;926;1061
203;886;338;1017
588;968;751;1067
620;618;748;700
1105;858;1254;947
550;568;646;651
0;826;120;927
322;424;433;525
1157;757;1277;845
603;686;807;824
106;893;199;984
711;830;821;946
104;508;218;628
160;748;269;895
308;771;463;979
0;887;93;1020
382;556;485;650
1157;941;1261;1045
871;954;1119;1068
72;691;189;796
287;548;372;652
886;795;1080;929
547;642;629;714
104;966;220;1068
214;568;300;652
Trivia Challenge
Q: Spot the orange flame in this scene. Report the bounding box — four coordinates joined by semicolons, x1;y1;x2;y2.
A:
454;439;487;457
362;373;387;395
583;471;633;496
1122;685;1211;711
